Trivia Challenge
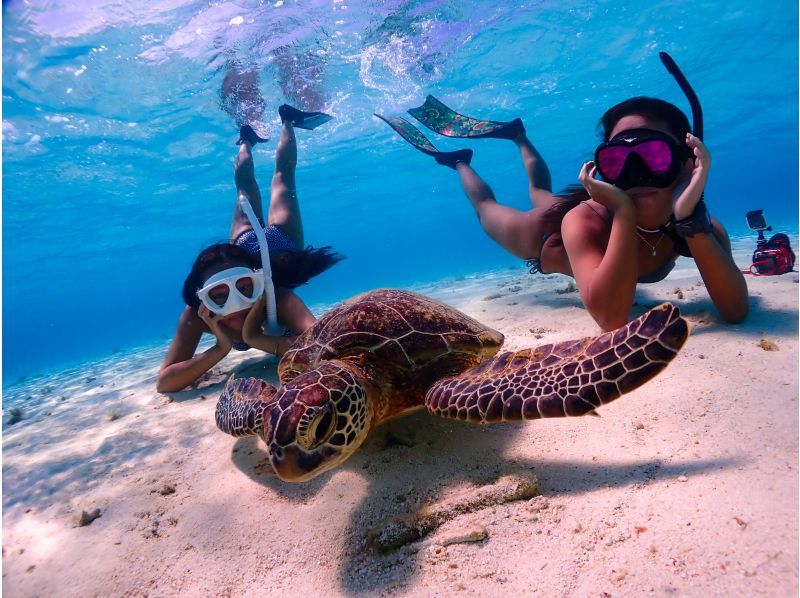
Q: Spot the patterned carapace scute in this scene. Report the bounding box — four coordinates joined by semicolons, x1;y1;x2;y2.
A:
279;289;504;383
425;304;688;423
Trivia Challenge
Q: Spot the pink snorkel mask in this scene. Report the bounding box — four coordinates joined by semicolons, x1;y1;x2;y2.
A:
595;128;688;190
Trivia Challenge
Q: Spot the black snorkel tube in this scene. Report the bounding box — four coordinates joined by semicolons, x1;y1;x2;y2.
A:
659;51;703;140
659;51;705;212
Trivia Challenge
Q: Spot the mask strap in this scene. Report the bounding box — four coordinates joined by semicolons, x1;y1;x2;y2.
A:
238;196;281;335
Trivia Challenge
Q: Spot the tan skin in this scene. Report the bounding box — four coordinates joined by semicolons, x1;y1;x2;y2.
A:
560;114;749;330
451;113;747;332
453;131;572;275
157;119;316;393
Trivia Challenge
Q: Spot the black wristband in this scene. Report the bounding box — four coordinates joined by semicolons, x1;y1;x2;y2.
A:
672;200;712;238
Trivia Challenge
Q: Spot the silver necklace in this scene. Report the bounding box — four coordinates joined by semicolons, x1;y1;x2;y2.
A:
637;231;665;256
636;225;663;234
636;224;666;235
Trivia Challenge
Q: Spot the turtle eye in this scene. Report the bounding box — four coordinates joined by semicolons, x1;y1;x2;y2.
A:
308;408;334;446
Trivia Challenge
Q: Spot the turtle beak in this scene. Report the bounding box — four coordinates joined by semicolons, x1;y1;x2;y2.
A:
269;443;341;483
270;448;313;482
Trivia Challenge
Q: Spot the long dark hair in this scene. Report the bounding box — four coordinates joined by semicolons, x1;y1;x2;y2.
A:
543;96;691;230
181;242;344;309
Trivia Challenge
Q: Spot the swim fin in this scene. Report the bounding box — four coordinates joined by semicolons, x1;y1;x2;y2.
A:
375;114;472;169
407;95;524;140
236;124;269;146
278;104;333;130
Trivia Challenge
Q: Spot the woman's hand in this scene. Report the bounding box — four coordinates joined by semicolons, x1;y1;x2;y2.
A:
578;161;633;214
198;304;233;353
241;295;292;355
242;295;266;344
673;133;710;220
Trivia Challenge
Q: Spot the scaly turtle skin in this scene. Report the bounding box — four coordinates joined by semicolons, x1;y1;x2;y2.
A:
216;289;688;482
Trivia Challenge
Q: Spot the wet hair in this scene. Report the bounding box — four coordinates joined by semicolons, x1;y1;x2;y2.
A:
541;184;591;234
543;96;692;229
181;242;345;309
269;245;345;289
599;96;691;141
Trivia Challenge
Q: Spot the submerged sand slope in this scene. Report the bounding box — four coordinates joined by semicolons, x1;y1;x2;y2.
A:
3;254;798;597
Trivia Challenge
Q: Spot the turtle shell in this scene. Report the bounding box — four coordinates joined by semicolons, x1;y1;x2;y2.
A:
278;289;504;389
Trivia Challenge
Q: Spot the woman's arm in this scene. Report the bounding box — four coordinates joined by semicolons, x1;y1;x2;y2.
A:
241;330;296;356
157;306;232;393
672;134;748;323
684;217;749;323
278;289;317;333
561;163;640;331
241;290;316;356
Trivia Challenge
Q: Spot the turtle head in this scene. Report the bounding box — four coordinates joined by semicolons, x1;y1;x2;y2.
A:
265;362;372;482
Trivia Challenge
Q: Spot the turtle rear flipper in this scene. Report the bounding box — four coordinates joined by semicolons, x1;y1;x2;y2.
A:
425;304;689;424
215;375;279;437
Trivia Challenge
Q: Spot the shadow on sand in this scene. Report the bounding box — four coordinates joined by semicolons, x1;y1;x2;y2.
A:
226;410;739;596
633;293;798;338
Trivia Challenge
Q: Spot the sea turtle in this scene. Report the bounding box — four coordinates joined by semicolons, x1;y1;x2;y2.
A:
216;289;688;482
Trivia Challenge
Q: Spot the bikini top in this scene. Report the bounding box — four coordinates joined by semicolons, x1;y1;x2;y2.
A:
581;202;692;284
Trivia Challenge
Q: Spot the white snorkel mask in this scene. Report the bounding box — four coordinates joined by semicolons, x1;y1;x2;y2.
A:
196;267;264;316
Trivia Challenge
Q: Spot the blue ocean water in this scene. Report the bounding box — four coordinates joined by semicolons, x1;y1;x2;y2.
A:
3;1;798;384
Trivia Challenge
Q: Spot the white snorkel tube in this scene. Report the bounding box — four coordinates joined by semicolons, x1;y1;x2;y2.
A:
238;195;282;335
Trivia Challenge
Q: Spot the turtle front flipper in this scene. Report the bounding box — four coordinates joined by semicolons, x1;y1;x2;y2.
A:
425;304;689;423
215;375;279;437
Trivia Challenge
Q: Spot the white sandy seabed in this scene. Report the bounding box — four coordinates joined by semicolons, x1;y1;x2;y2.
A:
2;236;798;597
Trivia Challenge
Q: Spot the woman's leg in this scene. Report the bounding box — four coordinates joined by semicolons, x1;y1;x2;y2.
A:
455;162;543;260
513;132;557;211
222;65;270;241
267;121;303;248
512;132;570;273
229;140;264;241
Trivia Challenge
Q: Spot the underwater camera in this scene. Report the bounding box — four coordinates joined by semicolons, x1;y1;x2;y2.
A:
745;209;795;275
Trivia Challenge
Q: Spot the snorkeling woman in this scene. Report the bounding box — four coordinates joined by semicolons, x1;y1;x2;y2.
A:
378;53;748;331
561;95;748;330
375;100;572;278
157;69;341;393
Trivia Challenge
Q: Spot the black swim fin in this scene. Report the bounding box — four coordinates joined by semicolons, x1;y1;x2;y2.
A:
407;95;524;140
236;124;269;146
278;104;333;130
375;114;472;169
